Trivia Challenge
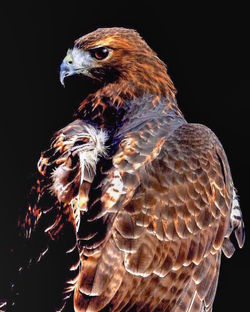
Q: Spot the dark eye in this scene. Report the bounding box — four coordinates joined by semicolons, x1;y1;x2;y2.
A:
90;47;109;60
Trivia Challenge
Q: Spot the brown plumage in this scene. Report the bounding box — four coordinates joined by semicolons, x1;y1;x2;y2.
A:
10;28;244;312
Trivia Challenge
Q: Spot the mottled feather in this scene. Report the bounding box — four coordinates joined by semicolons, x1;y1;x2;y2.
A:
4;28;244;312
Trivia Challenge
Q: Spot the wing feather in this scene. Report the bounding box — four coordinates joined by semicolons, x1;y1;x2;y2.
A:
75;113;243;311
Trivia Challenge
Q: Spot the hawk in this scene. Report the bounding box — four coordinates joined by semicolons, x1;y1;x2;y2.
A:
3;28;245;312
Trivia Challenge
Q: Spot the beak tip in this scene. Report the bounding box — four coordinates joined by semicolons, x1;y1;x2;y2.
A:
60;60;69;87
59;67;66;87
60;76;65;87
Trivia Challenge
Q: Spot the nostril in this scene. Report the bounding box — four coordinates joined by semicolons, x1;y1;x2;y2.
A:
68;60;73;64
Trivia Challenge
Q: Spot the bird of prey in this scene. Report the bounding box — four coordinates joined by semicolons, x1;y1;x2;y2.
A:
3;28;245;312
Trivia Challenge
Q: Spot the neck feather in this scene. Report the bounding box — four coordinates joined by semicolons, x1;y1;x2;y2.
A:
75;61;180;132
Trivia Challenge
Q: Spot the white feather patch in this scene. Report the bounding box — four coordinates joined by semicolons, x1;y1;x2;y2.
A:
50;124;108;232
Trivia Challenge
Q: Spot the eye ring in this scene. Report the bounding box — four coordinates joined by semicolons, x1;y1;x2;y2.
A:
90;47;110;60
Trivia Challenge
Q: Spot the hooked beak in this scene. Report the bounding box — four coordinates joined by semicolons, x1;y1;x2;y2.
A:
60;50;76;86
60;48;93;86
60;62;74;86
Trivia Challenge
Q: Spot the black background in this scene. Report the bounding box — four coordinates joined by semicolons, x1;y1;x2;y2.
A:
1;1;249;311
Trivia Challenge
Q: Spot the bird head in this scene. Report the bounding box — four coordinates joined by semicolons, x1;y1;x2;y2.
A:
60;27;176;97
